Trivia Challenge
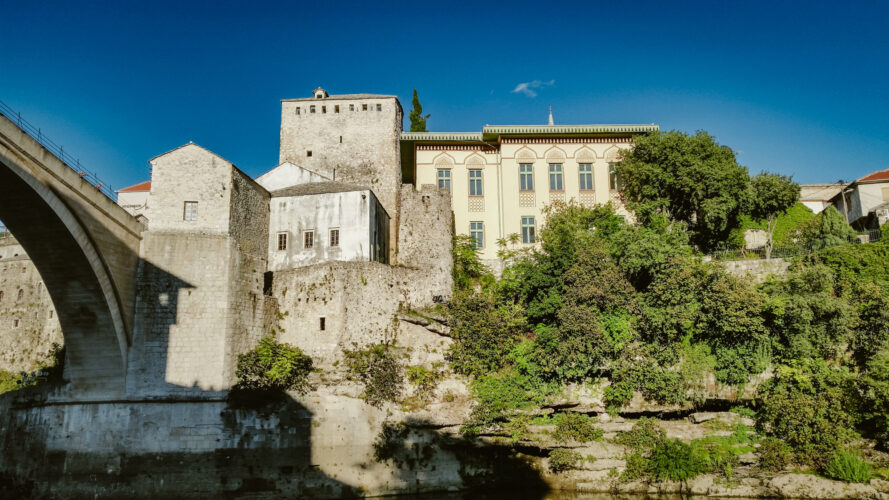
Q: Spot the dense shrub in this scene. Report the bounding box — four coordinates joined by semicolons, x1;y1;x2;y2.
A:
552;413;603;443
762;264;854;361
234;337;313;394
756;361;860;468
461;370;555;436
861;346;889;447
825;449;872;483
757;437;794;472
344;342;404;408
604;344;685;410
548;448;582;472
447;291;527;377
615;417;667;452
647;439;707;482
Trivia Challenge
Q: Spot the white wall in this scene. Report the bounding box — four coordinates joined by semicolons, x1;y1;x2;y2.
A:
268;189;388;271
255;162;330;192
117;190;149;218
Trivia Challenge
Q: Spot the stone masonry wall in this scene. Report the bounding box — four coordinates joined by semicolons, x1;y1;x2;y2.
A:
270;261;451;368
147;144;234;235
229;168;270;259
397;183;453;273
0;237;61;373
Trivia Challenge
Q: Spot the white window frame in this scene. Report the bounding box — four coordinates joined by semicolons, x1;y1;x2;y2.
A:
519;164;534;191
437;169;451;192
521;216;536;244
329;228;340;247
183;201;198;221
470;221;484;249
468;169;483;197
277;232;288;251
549;164;563;191
304;230;315;249
579;163;594;191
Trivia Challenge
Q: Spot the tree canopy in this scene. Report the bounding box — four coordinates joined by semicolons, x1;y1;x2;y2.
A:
750;172;800;258
408;89;429;132
619;131;752;251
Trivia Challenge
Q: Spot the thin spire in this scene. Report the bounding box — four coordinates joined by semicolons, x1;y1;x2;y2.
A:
548;106;554;126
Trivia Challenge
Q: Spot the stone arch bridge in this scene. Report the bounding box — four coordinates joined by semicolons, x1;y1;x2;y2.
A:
0;112;142;397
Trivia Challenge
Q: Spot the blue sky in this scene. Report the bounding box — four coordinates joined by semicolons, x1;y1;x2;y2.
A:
1;0;887;190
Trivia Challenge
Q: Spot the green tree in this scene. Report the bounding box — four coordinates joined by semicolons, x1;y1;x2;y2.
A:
234;337;314;394
749;172;800;258
408;88;429;132
799;206;858;250
619;130;752;251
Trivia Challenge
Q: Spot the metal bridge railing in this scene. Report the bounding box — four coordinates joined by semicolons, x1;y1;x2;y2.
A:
0;100;116;200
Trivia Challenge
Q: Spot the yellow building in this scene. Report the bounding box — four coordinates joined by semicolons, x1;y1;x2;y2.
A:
401;123;659;265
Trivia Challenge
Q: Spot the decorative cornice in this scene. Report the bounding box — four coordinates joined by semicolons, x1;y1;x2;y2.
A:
417;145;497;151
501;137;634;144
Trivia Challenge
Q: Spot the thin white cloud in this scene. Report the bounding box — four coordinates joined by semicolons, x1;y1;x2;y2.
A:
511;79;555;98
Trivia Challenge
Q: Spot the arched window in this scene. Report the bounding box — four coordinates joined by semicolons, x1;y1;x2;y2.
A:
17;289;24;301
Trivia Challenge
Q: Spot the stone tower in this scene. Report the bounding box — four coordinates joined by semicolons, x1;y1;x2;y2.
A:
279;87;403;262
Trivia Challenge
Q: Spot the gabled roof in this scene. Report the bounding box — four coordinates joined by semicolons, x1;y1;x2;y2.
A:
271;181;370;197
148;141;235;165
117;180;151;193
800;183;843;201
858;168;889;183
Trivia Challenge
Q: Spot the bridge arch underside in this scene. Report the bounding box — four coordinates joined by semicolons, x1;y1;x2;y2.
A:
0;164;127;396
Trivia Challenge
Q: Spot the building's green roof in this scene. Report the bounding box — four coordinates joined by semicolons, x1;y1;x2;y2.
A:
400;132;482;142
482;124;658;139
401;125;658;143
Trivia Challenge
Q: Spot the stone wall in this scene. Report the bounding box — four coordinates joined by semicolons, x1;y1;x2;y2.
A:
0;237;61;373
719;258;790;283
396;184;454;273
229;168;270;260
269;261;451;368
148;143;237;235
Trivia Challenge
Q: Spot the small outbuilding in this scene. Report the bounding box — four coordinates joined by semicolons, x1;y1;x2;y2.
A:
268;181;389;271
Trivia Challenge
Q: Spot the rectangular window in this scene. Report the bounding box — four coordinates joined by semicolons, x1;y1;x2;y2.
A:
882;187;889;202
521;216;536;244
322;105;326;113
519;164;534;191
362;104;368;111
304;231;314;249
609;164;622;190
579;163;594;191
437;169;451;192
470;222;484;249
296;107;301;115
183;201;198;221
335;105;340;113
350;104;355;111
310;105;316;113
319;317;326;331
277;232;288;251
48;310;53;319
329;229;340;247
469;169;483;196
12;319;19;329
549;164;563;191
376;103;382;111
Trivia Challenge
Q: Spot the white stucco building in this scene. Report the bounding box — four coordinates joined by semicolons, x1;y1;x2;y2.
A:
830;168;889;229
267;182;389;271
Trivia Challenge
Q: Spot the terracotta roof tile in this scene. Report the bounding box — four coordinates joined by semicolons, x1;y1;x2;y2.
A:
117;181;151;192
858;168;889;182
